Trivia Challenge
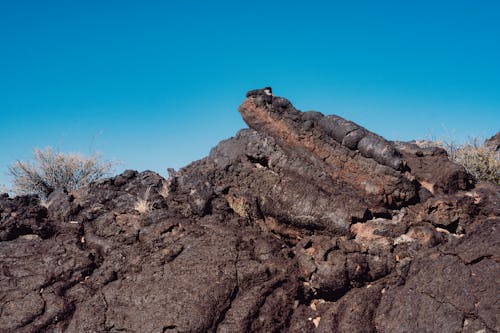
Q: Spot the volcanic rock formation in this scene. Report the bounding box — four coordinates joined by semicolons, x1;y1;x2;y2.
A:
1;88;498;332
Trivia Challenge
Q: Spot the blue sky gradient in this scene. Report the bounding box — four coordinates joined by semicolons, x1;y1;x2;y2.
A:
1;1;499;187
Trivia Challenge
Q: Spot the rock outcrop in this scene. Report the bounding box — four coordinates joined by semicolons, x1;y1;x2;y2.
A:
1;88;498;333
485;132;500;152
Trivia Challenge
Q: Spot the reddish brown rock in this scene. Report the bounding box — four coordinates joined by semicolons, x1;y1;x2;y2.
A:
0;87;498;332
394;141;475;195
239;88;418;210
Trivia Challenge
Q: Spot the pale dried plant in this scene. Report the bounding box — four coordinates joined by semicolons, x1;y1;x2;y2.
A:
134;186;153;213
8;147;115;199
452;139;499;185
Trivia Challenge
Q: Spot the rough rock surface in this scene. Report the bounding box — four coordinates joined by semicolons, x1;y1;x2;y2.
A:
1;88;498;333
485;132;500;151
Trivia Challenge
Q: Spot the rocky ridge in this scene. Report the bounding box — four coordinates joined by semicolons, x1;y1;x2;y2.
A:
0;88;498;332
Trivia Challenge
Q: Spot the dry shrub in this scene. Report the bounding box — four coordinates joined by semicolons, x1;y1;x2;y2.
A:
451;140;499;185
8;147;115;198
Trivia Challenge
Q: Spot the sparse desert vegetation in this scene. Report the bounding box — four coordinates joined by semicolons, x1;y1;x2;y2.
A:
8;147;115;199
134;185;153;213
450;139;499;185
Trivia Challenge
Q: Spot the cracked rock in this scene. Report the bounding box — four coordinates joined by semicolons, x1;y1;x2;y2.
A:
1;88;498;332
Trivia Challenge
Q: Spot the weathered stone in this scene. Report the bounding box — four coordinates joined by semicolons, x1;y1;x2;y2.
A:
395;141;475;194
0;87;498;332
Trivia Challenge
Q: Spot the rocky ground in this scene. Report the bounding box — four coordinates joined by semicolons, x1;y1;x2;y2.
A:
1;88;498;332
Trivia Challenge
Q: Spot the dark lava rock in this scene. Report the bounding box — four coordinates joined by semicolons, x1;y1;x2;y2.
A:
484;132;500;151
394;141;475;194
1;87;498;332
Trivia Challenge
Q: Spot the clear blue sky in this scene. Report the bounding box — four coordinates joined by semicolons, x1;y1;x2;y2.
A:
1;1;499;188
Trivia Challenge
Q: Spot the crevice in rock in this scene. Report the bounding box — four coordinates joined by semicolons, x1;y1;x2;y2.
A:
323;245;337;261
434;219;459;234
246;155;269;168
372;210;394;219
351;209;373;223
164;245;184;263
212;239;240;331
213;285;240;331
23;288;77;333
437;250;492;268
160;224;180;235
102;291;112;332
244;279;286;331
5;222;55;242
76;222;87;250
314;284;352;303
395;258;413;286
418;289;470;320
254;215;306;246
466;255;493;266
17;292;47;329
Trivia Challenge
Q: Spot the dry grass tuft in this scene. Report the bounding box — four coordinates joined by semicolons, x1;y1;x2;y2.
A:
134;186;153;213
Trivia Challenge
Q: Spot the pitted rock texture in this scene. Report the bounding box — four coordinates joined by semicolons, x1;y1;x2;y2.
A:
239;88;418;210
1;88;498;333
394;141;475;195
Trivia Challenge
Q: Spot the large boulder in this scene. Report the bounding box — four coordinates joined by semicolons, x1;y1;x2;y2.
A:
1;88;498;332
